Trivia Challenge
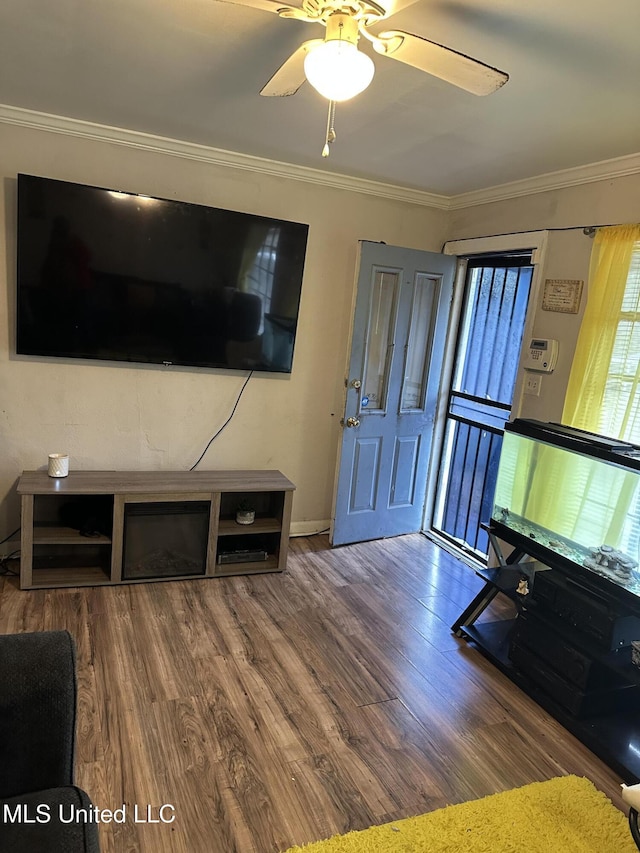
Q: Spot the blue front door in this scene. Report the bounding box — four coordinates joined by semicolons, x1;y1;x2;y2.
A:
331;242;455;546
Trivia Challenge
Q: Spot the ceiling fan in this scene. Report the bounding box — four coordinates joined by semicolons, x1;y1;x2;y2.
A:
216;0;509;154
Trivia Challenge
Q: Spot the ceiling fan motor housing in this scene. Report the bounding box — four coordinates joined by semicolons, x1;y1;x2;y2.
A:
279;0;386;28
324;12;359;45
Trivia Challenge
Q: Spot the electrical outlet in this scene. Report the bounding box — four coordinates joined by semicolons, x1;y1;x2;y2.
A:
524;374;542;396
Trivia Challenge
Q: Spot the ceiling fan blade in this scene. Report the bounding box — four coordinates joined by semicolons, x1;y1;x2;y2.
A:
373;30;508;95
212;0;295;13
375;0;422;20
260;39;323;97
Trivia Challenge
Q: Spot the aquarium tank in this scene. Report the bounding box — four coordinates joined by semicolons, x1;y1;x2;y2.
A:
492;419;640;609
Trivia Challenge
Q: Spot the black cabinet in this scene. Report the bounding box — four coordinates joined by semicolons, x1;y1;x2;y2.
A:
453;533;640;782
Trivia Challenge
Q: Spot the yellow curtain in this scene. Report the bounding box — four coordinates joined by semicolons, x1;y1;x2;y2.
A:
513;225;640;547
563;224;640;431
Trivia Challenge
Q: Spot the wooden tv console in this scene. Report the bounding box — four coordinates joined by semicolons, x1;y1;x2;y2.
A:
17;470;295;590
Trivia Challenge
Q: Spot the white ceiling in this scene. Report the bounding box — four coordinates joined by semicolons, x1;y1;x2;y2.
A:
1;0;638;196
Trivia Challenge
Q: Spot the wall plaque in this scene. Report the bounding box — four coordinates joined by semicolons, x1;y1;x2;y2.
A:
542;279;583;314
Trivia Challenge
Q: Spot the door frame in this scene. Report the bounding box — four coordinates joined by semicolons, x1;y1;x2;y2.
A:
421;230;549;559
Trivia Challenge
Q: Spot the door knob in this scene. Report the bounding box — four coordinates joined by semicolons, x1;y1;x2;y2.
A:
345;416;360;428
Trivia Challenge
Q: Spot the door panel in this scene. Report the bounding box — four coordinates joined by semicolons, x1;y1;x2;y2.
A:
350;439;381;512
390;435;420;507
401;273;438;411
361;268;399;414
331;242;455;546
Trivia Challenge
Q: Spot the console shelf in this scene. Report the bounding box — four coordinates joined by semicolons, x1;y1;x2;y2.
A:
32;525;112;545
18;470;295;589
217;517;283;536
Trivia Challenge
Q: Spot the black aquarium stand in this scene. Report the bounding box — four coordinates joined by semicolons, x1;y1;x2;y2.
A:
453;525;640;783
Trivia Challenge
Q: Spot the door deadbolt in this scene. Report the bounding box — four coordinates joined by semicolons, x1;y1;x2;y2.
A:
350;379;362;389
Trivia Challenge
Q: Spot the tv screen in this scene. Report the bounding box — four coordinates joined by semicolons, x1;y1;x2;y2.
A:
16;174;309;373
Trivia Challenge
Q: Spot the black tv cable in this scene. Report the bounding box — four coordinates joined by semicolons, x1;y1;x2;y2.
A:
190;371;253;470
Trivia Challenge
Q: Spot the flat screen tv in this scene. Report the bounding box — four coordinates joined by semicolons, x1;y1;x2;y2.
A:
16;174;309;373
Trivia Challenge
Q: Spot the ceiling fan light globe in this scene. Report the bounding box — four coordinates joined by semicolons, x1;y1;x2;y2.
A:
304;41;374;102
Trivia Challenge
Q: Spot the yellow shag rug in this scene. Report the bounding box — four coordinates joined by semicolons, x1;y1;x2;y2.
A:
283;775;636;853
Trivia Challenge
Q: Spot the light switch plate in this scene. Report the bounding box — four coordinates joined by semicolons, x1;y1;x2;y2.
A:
525;375;542;396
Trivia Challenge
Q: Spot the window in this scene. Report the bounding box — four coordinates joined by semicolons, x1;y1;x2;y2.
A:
599;241;640;441
558;226;640;560
563;224;640;438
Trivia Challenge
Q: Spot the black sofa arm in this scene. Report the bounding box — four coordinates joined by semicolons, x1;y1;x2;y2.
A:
0;630;77;799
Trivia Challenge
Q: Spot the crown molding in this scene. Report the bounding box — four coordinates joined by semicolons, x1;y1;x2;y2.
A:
1;104;639;211
448;152;640;210
0;104;450;210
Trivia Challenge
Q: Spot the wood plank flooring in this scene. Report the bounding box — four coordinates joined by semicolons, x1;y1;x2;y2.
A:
0;533;631;852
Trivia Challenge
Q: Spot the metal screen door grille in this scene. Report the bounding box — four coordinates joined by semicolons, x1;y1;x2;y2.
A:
432;254;533;559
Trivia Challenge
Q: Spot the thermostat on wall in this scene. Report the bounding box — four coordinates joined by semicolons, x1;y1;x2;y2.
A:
523;338;558;373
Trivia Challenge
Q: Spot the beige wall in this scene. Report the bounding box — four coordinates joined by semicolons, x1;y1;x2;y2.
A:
446;174;640;424
0;122;447;538
1;120;639;546
447;173;640;240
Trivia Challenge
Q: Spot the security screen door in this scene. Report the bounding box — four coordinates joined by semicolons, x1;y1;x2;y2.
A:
331;242;455;547
430;254;534;560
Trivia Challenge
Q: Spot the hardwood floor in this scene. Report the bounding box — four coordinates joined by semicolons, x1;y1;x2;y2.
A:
0;533;630;852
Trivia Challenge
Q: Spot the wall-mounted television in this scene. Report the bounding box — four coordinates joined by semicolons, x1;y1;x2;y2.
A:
16;174;309;373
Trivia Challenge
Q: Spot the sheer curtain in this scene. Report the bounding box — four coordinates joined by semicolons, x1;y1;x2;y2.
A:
563;224;640;435
551;224;640;549
510;226;640;544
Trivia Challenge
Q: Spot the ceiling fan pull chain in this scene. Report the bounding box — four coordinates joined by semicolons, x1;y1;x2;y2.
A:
322;99;337;157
